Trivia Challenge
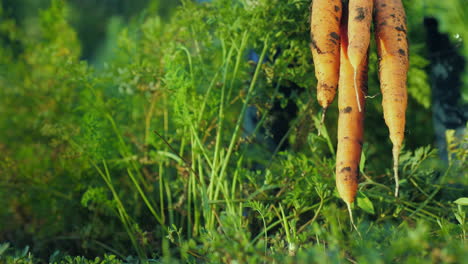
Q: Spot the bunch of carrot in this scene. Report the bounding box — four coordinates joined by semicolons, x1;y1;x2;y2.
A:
310;0;409;210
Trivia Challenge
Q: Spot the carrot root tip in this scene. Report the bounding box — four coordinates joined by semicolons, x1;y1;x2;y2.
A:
321;108;327;124
346;202;361;236
353;69;363;112
393;145;401;197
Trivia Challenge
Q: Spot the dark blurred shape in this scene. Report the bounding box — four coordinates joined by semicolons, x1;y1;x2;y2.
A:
68;0;151;60
1;0;50;58
1;0;180;61
424;17;468;161
243;81;301;153
269;81;302;151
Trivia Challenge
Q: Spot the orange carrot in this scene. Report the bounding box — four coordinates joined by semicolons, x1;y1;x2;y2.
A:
348;0;373;112
374;0;409;197
310;0;342;120
335;12;368;207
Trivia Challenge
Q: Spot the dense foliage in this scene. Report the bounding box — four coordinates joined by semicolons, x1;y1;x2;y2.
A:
1;0;467;263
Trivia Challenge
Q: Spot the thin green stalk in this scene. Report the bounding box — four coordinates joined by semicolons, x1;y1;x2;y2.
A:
163;88;169;138
0;182;72;201
106;113;150;191
230;155;244;200
205;41;238;229
108;113;162;225
165;177;175;227
251;200;327;245
127;168;163;225
277;204;295;255
145;90;159;146
92;160;146;259
360;172;393;191
192;157;200;236
180;46;195;90
365;192;439;221
189;25;205;72
252;206;268;261
208;197;282;204
407;165;452;220
157;151;185;164
297;190;325;233
189;123;214;169
227;30;249;102
179;126;187;159
187;167;193;239
409;178;431;197
212;37;269;203
221;179;236;218
159;162;166;225
209;41;236;199
197;155;211;225
187;133;196;238
91;239;126;259
197;70;221;125
236;78;282;161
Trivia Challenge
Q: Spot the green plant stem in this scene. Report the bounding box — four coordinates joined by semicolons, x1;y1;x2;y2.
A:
250;200;327;245
297;193;324;233
227;30;249;102
209;40;236;201
406;165;452;220
92;160;146;260
278;204;294;255
212;38;269;203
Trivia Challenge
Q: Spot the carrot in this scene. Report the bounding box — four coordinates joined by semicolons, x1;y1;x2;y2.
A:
347;0;373;112
310;0;342;121
335;10;368;208
374;0;409;197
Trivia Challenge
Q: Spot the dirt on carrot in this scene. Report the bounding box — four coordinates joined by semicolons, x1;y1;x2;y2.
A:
310;0;343;111
374;0;409;197
335;10;368;205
